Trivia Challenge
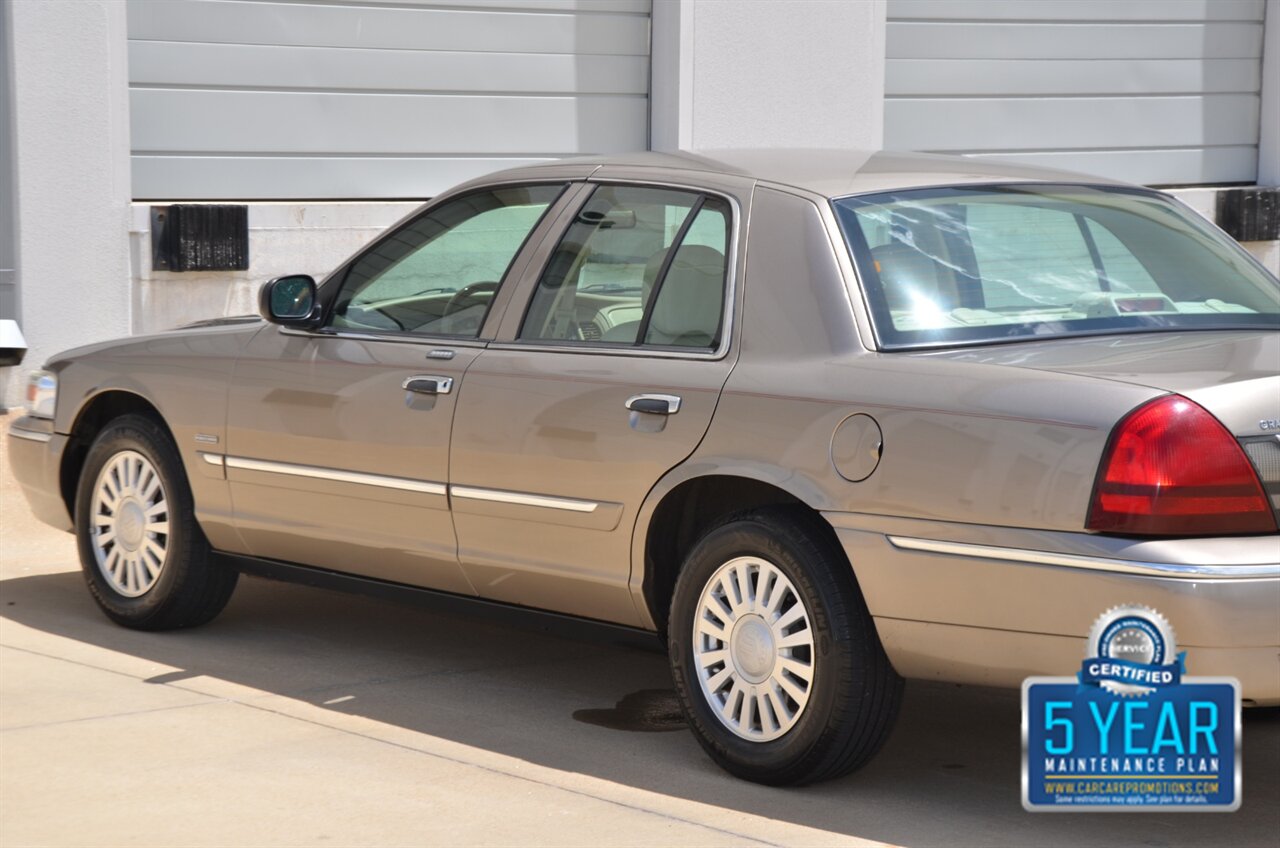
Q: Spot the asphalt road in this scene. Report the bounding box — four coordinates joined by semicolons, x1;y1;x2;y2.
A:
2;426;1278;847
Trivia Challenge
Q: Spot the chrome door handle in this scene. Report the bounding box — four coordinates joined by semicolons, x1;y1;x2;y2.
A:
625;393;681;415
403;375;454;395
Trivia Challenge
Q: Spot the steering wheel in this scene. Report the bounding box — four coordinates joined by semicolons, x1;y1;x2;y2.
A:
444;281;500;317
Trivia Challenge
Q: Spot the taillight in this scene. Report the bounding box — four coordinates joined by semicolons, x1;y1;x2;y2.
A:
1087;394;1276;536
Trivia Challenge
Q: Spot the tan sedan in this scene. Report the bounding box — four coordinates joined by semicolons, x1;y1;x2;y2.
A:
9;150;1280;785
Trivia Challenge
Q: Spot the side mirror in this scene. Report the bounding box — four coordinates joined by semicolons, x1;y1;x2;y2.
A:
259;275;319;327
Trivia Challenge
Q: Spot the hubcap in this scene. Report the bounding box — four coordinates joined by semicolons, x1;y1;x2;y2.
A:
90;450;170;598
692;556;815;742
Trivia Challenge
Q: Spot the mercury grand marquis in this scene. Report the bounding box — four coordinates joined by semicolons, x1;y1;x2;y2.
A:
9;150;1280;785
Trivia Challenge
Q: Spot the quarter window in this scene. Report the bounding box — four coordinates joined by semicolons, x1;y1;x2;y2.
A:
329;184;564;337
519;185;729;349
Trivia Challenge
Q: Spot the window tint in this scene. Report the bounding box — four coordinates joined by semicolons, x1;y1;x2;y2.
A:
519;185;729;348
1085;218;1157;291
833;185;1280;349
967;204;1097;309
329;184;563;337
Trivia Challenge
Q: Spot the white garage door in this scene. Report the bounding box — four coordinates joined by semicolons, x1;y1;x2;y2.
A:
884;0;1267;185
127;0;651;199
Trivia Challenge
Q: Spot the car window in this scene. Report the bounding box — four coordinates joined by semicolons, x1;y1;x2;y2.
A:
643;203;729;347
1084;218;1157;290
833;185;1280;348
519;185;729;348
966;204;1098;309
329;184;564;337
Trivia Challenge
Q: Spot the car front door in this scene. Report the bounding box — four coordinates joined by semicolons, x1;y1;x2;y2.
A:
447;177;748;625
222;182;577;593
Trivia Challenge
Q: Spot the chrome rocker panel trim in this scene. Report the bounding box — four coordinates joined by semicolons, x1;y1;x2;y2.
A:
224;455;447;496
449;485;599;513
887;535;1280;580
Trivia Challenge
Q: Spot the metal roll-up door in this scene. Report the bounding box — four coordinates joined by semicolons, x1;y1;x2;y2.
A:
127;0;651;199
884;0;1267;185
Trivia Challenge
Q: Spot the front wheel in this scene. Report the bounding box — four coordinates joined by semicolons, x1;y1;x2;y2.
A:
668;507;902;785
75;414;238;630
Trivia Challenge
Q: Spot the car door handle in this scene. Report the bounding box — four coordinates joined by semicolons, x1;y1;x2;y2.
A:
625;393;681;415
403;375;454;395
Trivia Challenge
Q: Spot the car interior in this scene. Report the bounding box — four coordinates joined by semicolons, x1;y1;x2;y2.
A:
520;188;730;348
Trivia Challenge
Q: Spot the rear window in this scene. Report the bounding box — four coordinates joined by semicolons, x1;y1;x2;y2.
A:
832;184;1280;349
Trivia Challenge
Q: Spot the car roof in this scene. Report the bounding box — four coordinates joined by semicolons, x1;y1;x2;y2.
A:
496;149;1130;199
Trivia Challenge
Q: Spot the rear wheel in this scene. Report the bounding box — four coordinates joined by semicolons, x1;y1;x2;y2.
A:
75;414;237;630
668;507;902;785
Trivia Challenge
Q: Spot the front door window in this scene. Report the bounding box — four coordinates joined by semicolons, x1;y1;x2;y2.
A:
329;184;565;337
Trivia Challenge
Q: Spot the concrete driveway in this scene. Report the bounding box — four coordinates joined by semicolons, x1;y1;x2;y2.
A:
2;425;1277;847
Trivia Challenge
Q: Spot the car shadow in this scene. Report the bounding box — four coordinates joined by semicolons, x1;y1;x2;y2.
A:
3;570;1277;848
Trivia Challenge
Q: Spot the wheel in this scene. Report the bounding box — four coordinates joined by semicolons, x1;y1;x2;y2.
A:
74;414;238;630
668;507;903;785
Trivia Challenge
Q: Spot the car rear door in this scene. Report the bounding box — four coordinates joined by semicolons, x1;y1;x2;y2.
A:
447;173;751;626
221;181;583;593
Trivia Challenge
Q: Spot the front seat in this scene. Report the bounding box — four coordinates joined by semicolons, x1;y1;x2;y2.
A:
600;250;671;342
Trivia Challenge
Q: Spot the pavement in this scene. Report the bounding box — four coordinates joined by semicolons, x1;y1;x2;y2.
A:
1;416;1278;848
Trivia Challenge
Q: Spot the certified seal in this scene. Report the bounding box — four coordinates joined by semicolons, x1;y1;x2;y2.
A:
1079;605;1184;696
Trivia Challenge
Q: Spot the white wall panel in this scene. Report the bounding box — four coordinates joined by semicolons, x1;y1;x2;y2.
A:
890;0;1265;22
127;0;650;199
127;0;648;54
888;95;1260;151
960;148;1261;187
886;59;1260;96
884;1;1266;185
887;22;1262;60
131;156;563;201
131;42;648;95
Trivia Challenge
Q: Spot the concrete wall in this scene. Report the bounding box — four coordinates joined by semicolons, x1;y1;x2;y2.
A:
2;0;132;407
131;202;417;333
1259;0;1279;185
651;0;887;151
0;2;17;323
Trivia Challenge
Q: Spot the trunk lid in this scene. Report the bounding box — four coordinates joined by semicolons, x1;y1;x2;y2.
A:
915;330;1279;434
917;330;1280;521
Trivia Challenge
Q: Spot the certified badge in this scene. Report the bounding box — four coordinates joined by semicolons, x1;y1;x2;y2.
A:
1081;605;1185;696
1022;605;1241;812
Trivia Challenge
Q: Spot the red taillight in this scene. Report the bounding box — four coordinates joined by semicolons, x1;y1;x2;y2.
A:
1087;394;1276;536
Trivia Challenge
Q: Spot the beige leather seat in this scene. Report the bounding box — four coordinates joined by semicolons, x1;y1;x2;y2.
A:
643;245;726;346
601;245;725;346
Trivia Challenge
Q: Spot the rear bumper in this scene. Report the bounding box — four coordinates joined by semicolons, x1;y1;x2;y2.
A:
826;513;1280;705
7;416;72;531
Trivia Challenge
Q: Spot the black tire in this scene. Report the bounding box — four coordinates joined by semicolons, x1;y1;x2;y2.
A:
668;506;903;785
74;414;238;630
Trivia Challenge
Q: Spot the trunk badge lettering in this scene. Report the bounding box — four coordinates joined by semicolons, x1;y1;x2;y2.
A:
1260;419;1280;432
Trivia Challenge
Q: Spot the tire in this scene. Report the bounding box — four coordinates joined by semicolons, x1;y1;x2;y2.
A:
668;506;903;785
74;414;238;630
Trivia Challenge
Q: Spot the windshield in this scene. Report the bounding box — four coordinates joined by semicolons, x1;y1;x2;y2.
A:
832;184;1280;349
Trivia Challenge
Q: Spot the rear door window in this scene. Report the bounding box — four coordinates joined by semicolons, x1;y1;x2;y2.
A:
519;185;730;349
